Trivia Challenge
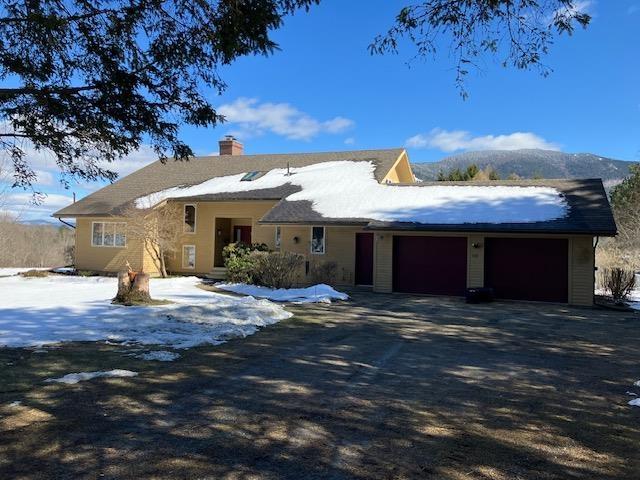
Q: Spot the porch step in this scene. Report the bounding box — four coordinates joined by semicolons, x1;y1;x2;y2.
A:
206;267;227;281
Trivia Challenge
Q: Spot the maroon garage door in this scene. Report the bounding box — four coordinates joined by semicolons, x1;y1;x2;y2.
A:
484;237;568;303
393;236;468;296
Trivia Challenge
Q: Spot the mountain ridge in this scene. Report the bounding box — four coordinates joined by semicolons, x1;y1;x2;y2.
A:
410;149;634;185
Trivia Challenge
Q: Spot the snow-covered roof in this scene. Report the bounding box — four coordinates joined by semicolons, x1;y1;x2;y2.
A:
136;161;569;226
53;148;404;217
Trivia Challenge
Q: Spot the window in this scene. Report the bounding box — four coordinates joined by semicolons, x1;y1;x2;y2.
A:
311;226;325;254
275;226;281;249
240;171;264;182
182;245;196;269
184;204;196;233
92;222;126;247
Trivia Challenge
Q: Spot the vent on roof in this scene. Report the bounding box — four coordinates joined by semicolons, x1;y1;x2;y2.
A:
240;171;264;182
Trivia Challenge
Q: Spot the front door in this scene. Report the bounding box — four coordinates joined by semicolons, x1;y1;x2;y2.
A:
233;225;252;244
355;232;374;285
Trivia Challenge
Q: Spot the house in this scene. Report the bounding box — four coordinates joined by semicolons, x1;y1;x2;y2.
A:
53;137;617;306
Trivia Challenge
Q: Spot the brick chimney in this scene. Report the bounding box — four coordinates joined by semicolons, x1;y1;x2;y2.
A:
219;135;243;155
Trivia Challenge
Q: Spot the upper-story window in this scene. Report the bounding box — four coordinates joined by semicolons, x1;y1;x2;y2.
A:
184;204;196;233
311;226;325;254
92;222;126;247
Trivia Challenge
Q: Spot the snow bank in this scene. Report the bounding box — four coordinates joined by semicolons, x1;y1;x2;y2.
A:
215;283;349;303
45;369;138;384
136;351;180;362
135;161;568;224
0;276;292;348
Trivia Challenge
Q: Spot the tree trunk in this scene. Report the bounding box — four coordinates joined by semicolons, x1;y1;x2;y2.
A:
131;273;151;302
159;251;168;278
115;270;132;304
114;270;151;305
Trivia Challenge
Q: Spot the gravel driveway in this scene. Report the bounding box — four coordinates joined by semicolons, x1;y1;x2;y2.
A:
1;291;639;479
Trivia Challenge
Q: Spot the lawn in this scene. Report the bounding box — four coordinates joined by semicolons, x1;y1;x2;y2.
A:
0;279;639;479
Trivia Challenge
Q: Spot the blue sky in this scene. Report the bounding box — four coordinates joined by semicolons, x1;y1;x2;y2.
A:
5;0;640;221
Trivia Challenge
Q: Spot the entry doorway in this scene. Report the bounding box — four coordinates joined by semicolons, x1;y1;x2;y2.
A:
233;225;252;244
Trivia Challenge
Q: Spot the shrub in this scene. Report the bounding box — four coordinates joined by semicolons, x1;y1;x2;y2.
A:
309;260;338;285
222;242;269;284
599;268;636;303
20;269;49;277
251;251;304;289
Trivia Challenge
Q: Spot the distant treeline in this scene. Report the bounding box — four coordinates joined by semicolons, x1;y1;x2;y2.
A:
0;218;74;268
436;164;543;182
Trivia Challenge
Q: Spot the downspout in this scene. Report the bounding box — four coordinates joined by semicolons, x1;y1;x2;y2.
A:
57;218;76;229
593;236;600;305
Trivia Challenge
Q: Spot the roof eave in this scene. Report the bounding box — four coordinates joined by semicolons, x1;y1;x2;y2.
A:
364;223;617;236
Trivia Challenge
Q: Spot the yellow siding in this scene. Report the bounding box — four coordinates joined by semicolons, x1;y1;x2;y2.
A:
382;151;415;184
279;225;365;286
569;236;595;306
165;201;278;274
467;235;484;288
75;217;150;273
373;233;393;293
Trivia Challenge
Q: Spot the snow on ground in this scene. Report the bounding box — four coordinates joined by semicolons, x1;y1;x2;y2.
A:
0;275;292;348
215;283;349;303
0;268;49;277
629;398;640;407
45;370;138;384
136;161;568;224
135;350;180;361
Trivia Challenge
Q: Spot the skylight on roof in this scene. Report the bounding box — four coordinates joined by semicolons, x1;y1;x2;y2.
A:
240;171;264;182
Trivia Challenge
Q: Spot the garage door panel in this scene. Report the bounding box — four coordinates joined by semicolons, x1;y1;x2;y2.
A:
484;238;568;303
393;236;467;296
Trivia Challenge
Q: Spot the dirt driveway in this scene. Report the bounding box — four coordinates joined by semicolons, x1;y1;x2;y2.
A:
1;291;639;479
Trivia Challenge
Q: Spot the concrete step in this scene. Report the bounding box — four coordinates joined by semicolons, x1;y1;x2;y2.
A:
206;267;227;280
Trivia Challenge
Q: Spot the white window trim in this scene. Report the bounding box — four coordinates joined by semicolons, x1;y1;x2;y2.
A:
91;221;127;248
184;204;197;234
182;245;196;269
310;226;325;255
275;226;281;249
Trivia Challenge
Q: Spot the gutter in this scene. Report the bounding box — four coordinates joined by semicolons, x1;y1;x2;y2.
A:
57;218;76;229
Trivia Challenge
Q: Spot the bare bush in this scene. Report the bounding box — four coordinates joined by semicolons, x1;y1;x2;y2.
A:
309;260;338;285
122;202;183;278
599;268;636;303
251;251;304;289
20;269;49;277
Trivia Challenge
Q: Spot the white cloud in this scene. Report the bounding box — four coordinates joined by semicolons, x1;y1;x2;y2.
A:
344;137;356;145
218;98;355;141
552;0;594;21
405;128;560;152
1;192;75;223
34;170;55;186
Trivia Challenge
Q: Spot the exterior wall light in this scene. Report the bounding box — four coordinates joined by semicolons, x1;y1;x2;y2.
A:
472;242;483;249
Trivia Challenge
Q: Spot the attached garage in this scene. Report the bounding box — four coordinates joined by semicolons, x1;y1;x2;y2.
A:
484;237;569;303
393;236;467;296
